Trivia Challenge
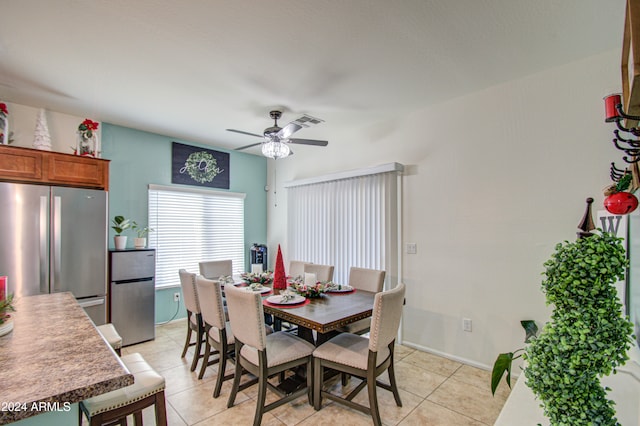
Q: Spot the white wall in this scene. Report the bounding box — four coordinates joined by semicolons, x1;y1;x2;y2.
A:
267;49;622;368
2;102;90;153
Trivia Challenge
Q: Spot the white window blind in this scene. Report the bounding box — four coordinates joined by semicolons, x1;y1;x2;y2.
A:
285;163;403;287
148;185;245;288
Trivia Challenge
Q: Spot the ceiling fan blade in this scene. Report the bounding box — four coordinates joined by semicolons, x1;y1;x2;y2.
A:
288;138;329;146
227;129;263;138
277;114;324;139
278;122;303;139
235;142;263;151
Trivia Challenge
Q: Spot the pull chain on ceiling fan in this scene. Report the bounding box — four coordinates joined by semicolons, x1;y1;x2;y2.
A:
227;110;328;159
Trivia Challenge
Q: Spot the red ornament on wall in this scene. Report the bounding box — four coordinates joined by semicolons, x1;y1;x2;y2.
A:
604;192;639;215
273;245;287;291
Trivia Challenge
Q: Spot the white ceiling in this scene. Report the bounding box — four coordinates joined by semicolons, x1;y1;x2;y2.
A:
0;0;627;155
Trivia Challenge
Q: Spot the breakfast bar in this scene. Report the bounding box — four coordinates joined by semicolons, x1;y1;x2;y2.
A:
0;292;134;424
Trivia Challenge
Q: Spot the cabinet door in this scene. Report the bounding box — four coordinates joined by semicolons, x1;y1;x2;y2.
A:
46;154;109;189
0;146;43;181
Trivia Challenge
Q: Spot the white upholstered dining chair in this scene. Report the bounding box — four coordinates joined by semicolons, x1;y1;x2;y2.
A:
338;267;386;335
225;284;315;426
303;263;334;282
199;259;233;279
178;269;206;372
195;275;235;391
313;282;406;426
288;260;308;278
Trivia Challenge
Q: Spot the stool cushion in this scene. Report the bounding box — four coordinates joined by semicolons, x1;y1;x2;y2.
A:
81;353;165;416
96;323;123;351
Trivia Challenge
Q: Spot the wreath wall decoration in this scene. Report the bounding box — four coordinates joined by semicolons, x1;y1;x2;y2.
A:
172;142;230;189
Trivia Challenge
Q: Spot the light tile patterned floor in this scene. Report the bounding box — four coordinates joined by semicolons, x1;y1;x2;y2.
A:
111;319;510;425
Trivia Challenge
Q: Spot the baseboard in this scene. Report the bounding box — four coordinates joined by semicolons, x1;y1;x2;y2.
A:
399;340;496;373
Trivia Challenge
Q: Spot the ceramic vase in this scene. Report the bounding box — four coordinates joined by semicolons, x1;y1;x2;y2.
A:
134;237;146;249
114;235;127;250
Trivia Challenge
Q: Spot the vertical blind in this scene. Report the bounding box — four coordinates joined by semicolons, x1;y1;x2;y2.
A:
148;185;245;288
286;164;402;287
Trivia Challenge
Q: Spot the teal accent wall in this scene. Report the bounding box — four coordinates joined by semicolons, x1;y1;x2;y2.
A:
102;124;267;323
11;404;78;426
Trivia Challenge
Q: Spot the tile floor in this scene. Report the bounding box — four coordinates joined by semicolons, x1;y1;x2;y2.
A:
114;319;510;425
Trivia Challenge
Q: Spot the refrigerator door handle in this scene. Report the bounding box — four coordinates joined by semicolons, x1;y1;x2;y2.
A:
39;195;48;294
78;298;105;308
51;195;62;293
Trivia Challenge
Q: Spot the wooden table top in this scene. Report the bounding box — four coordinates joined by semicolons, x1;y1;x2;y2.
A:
262;289;376;334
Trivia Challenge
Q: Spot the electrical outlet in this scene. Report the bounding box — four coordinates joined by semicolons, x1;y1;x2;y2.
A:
462;317;472;332
406;243;417;254
173;292;180;302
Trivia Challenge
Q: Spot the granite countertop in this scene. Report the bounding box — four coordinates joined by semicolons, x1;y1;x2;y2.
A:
0;292;134;424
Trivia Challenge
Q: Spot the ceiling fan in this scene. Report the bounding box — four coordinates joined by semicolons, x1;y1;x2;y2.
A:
227;110;328;159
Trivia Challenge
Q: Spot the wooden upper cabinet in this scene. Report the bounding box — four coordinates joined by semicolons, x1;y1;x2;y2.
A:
0;145;109;190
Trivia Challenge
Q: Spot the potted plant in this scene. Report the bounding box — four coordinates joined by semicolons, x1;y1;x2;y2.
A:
131;222;154;249
522;230;634;425
491;320;538;395
111;215;132;250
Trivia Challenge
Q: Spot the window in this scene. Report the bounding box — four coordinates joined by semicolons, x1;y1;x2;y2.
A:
285;163;403;287
148;184;245;288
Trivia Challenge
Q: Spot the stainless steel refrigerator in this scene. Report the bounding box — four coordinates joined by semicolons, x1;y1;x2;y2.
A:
109;249;156;346
0;182;108;325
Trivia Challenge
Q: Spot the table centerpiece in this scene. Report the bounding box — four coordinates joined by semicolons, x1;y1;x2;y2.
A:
288;277;331;298
241;271;273;286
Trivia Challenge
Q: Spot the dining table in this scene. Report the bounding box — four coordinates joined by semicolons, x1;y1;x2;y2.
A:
261;287;376;346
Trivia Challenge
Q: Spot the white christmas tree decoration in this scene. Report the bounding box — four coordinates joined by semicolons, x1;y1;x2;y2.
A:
33;109;52;151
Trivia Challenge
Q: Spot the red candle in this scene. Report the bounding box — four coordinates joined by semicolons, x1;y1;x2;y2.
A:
604;93;622;122
0;276;6;302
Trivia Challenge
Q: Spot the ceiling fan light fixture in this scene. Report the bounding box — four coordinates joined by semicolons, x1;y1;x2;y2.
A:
261;140;291;159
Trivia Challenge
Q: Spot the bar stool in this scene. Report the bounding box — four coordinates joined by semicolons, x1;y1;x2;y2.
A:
97;323;123;356
79;352;167;425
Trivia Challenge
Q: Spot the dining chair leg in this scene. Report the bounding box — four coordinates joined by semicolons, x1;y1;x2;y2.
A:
306;358;313;406
367;373;382;426
227;348;243;408
387;357;403;407
253;370;268;426
313;358;322;410
181;321;192;358
198;340;211;379
213;345;227;398
133;410;143;425
190;328;203;372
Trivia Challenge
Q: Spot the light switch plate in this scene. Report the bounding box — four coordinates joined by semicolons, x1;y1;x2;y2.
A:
406;243;417;254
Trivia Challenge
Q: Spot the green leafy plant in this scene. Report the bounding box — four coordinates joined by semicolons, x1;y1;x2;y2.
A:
111;215;132;236
615;172;633;193
491;320;538;395
524;231;634;425
132;222;154;238
0;294;15;324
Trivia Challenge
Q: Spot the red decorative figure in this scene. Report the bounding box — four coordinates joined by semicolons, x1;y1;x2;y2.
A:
273;245;287;291
604;191;639;215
